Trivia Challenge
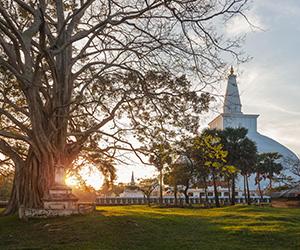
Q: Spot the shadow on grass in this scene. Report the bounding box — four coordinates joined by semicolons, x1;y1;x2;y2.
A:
0;205;299;249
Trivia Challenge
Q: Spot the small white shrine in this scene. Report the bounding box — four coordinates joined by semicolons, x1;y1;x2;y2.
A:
42;164;79;210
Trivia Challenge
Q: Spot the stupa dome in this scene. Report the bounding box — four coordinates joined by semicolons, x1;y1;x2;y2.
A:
209;68;299;188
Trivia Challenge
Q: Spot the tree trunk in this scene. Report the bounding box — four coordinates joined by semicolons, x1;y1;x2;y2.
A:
183;192;189;204
243;175;247;204
174;185;177;205
227;179;231;204
1;143;76;215
147;195;151;206
212;170;220;208
231;174;236;206
203;176;209;206
184;180;189;204
246;174;251;205
159;169;163;205
2;151;55;215
258;179;264;202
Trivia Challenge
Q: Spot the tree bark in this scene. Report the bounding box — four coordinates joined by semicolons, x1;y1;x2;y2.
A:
203;175;209;206
227;179;231;204
231;174;236;206
2;150;54;215
258;178;264;202
184;180;189;204
159;169;163;205
147;195;151;206
212;169;220;208
246;174;251;205
2;143;77;215
243;175;247;204
174;185;177;205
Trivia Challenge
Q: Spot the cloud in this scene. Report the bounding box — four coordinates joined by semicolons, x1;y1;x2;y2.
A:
224;12;266;36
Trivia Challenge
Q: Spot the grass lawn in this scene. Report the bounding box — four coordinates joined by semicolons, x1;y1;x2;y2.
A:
0;205;299;249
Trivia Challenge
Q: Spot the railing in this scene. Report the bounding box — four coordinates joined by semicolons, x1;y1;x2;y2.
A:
95;197;270;205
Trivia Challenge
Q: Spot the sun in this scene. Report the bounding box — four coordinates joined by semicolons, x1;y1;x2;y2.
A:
65;166;104;190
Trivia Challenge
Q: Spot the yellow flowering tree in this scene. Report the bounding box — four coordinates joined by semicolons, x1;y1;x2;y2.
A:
192;134;236;207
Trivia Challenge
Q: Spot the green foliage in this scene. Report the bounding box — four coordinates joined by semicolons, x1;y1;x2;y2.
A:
164;162;183;187
98;182;125;197
198;127;257;205
218;127;252;169
256;152;283;189
148;142;172;171
237;138;258;175
191;132;232;207
192;132;234;177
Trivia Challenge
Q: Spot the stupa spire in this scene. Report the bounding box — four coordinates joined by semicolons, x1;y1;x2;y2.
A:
131;171;135;185
223;67;242;114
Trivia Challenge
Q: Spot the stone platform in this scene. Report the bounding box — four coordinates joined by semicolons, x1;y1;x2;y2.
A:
42;185;79;210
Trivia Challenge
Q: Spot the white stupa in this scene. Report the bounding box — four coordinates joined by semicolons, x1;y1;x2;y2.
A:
209;67;299;188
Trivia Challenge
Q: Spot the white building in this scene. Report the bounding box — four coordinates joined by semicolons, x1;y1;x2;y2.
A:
209;68;299;188
97;185;270;205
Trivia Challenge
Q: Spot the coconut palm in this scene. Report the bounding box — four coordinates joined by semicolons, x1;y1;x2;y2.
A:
219;127;251;205
238;138;257;205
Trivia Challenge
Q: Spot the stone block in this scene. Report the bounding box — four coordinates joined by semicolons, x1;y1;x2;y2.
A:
50;204;65;209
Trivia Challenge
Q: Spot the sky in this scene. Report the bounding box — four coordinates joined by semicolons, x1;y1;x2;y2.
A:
78;1;300;188
226;0;300;156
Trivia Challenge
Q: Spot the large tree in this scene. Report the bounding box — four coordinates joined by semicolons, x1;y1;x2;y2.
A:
137;177;158;206
219;127;250;205
164;161;182;205
192;132;229;207
258;152;283;189
166;153;195;204
291;158;300;178
254;153;269;201
149;142;172;205
238;137;257;205
0;0;250;214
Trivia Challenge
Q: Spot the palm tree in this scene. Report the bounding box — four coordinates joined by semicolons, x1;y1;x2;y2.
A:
219;127;250;205
238;138;257;205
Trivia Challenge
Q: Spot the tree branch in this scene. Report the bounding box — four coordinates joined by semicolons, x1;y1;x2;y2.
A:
0;139;24;167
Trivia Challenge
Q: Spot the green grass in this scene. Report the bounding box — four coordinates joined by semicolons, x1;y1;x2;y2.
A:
0;205;299;249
